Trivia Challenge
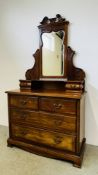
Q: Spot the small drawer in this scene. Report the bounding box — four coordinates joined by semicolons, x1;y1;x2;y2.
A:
10;109;76;133
9;95;38;110
39;97;76;114
11;124;76;152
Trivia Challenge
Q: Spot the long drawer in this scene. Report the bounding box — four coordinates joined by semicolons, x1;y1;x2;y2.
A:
9;95;38;110
39;97;76;114
10;109;76;133
11;124;76;152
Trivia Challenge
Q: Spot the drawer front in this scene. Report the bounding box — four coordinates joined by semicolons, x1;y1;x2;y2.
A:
39;97;76;114
9;95;38;110
10;109;76;133
11;124;76;152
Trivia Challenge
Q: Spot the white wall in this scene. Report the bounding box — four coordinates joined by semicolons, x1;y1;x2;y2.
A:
0;0;98;146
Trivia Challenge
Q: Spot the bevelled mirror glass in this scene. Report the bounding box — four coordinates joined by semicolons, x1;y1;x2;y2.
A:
42;31;65;76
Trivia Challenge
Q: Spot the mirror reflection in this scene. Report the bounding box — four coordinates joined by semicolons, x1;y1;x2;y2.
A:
42;31;65;76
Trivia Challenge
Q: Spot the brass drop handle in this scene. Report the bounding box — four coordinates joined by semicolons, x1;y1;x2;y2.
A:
54;120;63;126
21;114;27;119
53;103;62;109
21;100;27;106
21;130;27;135
54;136;63;144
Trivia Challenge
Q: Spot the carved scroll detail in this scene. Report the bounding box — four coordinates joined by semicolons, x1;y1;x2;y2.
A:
40;14;66;25
25;49;40;80
38;14;69;33
67;47;85;81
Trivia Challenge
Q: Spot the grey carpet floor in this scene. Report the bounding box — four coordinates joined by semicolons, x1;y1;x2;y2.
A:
0;125;98;175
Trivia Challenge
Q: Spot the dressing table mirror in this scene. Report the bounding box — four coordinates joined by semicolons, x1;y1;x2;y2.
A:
42;30;65;77
6;14;86;168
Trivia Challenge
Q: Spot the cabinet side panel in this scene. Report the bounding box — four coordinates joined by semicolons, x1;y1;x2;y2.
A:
7;94;12;139
80;95;85;145
76;94;85;154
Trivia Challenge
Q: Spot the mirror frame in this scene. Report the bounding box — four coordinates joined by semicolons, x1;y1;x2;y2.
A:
22;14;85;92
38;14;69;79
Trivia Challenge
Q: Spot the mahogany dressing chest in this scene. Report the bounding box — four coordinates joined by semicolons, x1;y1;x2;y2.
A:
6;14;86;167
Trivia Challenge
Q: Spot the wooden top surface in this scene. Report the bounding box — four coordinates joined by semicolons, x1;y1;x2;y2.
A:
6;89;85;99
